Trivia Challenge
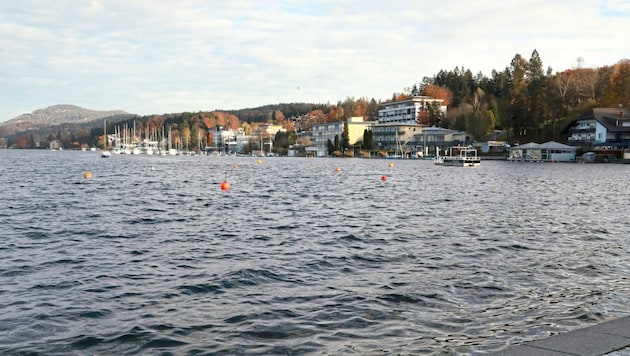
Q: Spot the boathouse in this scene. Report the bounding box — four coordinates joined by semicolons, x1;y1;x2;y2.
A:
508;141;576;162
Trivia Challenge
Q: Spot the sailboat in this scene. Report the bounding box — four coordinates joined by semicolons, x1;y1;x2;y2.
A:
387;131;404;159
101;120;111;157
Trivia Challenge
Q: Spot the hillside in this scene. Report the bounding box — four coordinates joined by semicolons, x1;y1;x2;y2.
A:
0;105;129;136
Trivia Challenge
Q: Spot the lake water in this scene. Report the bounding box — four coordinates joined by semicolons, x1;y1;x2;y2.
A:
1;149;629;355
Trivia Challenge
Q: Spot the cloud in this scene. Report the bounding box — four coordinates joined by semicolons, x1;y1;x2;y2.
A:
0;0;627;121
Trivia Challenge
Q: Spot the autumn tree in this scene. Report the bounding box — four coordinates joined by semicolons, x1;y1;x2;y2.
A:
611;59;630;106
241;122;252;135
326;105;345;122
283;120;296;132
302;109;325;130
202;116;214;130
354;98;368;117
423;84;452;107
416;110;430;125
272;110;286;126
181;120;191;150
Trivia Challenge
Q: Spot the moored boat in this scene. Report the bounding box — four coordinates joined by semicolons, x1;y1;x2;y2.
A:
101;120;111;158
434;145;480;167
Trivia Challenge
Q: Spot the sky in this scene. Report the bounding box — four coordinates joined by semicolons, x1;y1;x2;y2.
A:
1;0;628;122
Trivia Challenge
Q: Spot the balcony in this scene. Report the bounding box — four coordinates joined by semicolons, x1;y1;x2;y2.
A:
569;127;595;134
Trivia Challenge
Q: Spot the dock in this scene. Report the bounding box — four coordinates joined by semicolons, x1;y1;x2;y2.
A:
490;315;630;355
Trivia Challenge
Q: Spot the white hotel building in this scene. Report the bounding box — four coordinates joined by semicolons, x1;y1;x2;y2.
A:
378;96;447;124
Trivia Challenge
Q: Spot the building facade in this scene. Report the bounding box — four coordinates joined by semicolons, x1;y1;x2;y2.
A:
567;107;630;149
508;141;576;162
371;124;472;157
311;117;374;157
371;123;423;155
378;96;447;124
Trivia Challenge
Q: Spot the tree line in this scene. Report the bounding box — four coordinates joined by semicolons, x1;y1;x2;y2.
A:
410;50;629;142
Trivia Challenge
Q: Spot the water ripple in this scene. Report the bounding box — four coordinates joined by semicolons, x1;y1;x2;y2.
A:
0;151;628;354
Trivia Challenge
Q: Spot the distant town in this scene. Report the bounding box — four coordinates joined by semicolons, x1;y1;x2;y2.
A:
1;52;628;162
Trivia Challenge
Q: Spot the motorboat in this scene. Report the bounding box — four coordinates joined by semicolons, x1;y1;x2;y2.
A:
434;145;480;167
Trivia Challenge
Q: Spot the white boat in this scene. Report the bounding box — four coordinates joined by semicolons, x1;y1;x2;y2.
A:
434;145;480;167
101;120;111;158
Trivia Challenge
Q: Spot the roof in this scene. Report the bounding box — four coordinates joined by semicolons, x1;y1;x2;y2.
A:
381;96;444;107
565;107;630;133
510;141;576;150
538;141;575;149
513;142;540;149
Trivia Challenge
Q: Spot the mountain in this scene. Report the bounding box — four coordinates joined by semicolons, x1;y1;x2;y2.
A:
0;105;130;136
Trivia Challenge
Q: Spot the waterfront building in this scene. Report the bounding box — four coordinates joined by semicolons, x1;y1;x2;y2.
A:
566;107;630;149
248;124;286;155
371;123;423;156
206;126;239;153
371;124;472;157
311;117;375;157
507;141;576;162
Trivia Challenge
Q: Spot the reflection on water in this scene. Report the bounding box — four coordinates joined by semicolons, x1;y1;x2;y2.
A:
0;150;629;354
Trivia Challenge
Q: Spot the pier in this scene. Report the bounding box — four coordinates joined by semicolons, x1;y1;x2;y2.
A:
491;316;630;355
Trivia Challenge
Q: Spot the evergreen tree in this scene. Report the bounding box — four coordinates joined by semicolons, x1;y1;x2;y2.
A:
368;98;379;121
327;139;335;155
190;123;199;150
362;129;373;149
273;131;289;155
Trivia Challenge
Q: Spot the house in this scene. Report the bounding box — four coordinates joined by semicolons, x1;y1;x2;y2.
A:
566;107;630;149
508;141;576;162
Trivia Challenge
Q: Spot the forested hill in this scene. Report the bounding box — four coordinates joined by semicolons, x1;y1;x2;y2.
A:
0;105;130;136
225;102;331;122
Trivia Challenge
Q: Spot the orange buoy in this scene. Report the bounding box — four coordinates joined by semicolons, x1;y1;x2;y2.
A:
381;175;387;182
233;164;238;169
83;171;92;179
335;167;341;173
220;180;231;191
388;162;394;168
